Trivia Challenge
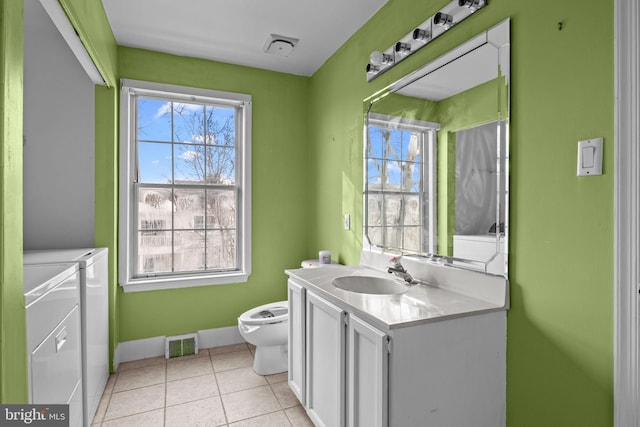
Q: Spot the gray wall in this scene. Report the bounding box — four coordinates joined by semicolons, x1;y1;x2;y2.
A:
23;0;95;249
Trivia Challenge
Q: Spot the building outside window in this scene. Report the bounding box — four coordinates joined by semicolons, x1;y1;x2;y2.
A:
119;80;251;291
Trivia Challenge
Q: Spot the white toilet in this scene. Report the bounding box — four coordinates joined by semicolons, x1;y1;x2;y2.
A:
238;301;288;375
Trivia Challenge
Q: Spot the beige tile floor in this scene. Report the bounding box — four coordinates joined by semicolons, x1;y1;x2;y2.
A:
92;343;314;426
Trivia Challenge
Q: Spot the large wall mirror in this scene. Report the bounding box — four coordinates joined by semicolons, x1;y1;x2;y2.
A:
364;19;510;276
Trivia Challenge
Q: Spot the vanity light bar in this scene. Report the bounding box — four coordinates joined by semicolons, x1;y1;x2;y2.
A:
366;0;488;82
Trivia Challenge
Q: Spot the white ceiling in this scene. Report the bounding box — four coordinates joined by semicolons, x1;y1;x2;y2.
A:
102;0;387;77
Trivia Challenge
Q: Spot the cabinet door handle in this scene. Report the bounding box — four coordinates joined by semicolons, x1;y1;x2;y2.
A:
55;328;67;352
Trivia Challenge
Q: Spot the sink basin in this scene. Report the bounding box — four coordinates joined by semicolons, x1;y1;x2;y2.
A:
331;276;408;295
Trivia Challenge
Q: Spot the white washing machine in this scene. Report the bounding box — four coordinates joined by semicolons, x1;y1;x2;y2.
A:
24;263;83;427
24;248;109;427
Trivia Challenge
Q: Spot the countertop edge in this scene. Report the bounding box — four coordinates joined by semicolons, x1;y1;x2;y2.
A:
286;266;506;332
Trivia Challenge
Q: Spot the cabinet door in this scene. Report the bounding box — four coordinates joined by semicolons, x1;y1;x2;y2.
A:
306;291;346;427
287;279;306;405
348;315;388;427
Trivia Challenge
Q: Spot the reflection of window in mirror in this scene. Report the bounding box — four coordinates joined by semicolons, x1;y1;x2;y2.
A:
366;113;438;254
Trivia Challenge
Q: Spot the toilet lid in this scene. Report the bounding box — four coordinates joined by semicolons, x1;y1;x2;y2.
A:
239;302;288;325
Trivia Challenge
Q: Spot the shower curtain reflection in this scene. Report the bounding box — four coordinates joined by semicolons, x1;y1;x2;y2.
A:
454;121;505;236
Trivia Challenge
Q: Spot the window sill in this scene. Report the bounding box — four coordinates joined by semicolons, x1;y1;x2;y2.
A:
120;272;249;292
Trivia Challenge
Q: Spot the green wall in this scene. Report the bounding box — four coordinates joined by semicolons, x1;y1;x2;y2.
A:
1;0;616;423
0;0;27;403
0;0;118;398
308;0;614;426
116;47;310;340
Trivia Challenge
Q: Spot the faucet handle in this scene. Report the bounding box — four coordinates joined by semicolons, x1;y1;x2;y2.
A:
388;255;404;269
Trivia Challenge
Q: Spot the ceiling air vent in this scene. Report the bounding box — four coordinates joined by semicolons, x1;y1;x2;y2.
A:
263;34;298;57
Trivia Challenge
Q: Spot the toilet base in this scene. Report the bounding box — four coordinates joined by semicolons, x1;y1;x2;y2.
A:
253;344;288;376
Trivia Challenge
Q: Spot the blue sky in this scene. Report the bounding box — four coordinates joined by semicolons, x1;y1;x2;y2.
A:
137;97;235;184
367;125;422;191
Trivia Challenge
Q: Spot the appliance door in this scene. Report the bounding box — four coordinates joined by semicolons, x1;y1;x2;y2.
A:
31;305;82;405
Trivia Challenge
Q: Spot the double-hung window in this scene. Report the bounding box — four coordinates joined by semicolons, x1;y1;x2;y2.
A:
365;113;438;255
119;80;251;292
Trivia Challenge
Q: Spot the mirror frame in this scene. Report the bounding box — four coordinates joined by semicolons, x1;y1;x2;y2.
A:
362;19;510;277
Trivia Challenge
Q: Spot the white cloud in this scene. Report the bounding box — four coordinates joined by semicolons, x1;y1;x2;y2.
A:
387;161;401;173
154;102;202;119
179;150;200;160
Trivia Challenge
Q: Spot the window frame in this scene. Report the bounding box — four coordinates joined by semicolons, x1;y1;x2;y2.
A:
365;113;438;255
119;79;252;292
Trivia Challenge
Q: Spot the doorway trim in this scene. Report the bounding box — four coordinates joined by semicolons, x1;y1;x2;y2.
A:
614;0;640;425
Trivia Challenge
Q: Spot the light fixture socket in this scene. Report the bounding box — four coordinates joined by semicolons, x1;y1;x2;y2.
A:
459;0;483;10
366;63;381;74
395;42;412;55
370;51;393;66
412;28;432;43
434;12;454;27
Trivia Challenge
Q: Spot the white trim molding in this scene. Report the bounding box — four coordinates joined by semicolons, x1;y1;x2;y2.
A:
614;0;640;425
113;326;245;370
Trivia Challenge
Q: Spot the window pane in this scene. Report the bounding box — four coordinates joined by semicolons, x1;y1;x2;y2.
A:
400;161;419;191
206;230;236;269
385;160;401;186
388;130;404;161
138;188;172;230
403;195;421;225
139;142;172;184
206;106;236;146
206;189;236;228
402;226;421;252
367;127;385;158
174;231;205;271
367;159;382;185
174;144;206;183
410;162;422;192
207;146;235;184
385;227;403;249
138;98;172;142
367;194;383;227
384;195;402;226
173;189;205;229
137;231;172;274
173;102;205;144
367;226;384;248
411;133;423;164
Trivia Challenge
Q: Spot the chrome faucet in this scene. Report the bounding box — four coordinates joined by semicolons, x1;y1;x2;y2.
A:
387;256;415;284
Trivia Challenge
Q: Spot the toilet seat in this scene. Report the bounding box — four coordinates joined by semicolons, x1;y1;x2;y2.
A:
239;301;288;326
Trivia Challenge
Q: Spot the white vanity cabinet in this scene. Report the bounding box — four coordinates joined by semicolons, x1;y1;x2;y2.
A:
287;279;306;405
289;280;389;427
347;314;388;427
287;272;507;427
305;291;346;427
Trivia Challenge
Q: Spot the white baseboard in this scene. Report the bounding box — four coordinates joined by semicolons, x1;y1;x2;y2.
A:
114;326;246;370
197;325;245;349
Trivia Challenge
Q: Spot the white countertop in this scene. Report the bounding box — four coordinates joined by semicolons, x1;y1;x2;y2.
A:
286;264;508;331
